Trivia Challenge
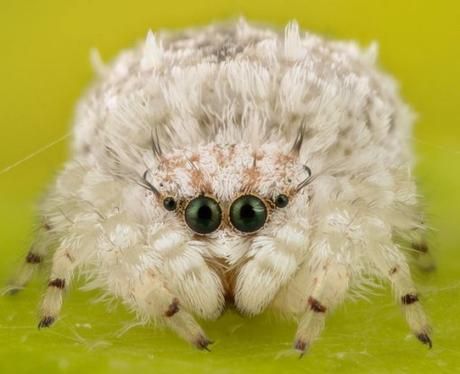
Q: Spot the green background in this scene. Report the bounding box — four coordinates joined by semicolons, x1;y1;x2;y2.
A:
1;1;459;373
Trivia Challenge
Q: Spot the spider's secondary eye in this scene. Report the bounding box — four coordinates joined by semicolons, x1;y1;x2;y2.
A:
184;196;222;234
230;195;267;233
274;194;289;208
163;197;177;211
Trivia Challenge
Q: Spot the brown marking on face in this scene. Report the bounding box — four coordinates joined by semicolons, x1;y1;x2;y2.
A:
253;150;264;162
242;165;261;192
277;152;295;165
276;153;298;180
188;166;213;194
189;153;200;163
228;143;237;159
161;156;187;170
214;144;227;165
389;266;398;275
162;170;175;186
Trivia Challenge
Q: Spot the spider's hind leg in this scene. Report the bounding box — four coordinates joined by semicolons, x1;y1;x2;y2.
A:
397;226;436;273
408;211;436;272
411;236;436;273
4;223;54;295
370;244;432;348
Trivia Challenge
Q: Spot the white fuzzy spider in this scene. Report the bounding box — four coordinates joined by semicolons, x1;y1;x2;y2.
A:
7;19;433;354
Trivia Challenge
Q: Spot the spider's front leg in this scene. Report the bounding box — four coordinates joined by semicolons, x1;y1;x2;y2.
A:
130;271;213;350
37;240;213;349
291;257;350;356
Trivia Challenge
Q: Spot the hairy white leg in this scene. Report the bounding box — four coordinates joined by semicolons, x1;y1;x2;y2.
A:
7;162;88;295
132;272;212;350
5;224;53;294
293;259;350;355
234;221;309;315
369;244;432;347
84;222;214;349
38;244;80;328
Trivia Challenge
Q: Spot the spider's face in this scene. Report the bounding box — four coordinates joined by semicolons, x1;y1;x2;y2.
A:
144;142;311;240
140;141;312;316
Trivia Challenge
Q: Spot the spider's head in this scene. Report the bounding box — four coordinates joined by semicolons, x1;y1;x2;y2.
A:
135;137;314;316
142;140;312;240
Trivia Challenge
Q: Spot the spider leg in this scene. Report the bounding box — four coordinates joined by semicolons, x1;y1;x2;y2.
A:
38;245;78;328
293;260;349;356
4;224;53;295
370;244;432;348
409;212;435;272
411;237;436;273
138;275;212;350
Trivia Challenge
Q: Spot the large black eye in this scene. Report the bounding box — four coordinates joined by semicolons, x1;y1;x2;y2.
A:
230;195;268;233
184;196;222;234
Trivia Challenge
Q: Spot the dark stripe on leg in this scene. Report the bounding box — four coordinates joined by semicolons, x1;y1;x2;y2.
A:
26;252;41;264
164;298;180;317
412;241;428;253
48;278;65;289
308;296;327;313
401;293;419;305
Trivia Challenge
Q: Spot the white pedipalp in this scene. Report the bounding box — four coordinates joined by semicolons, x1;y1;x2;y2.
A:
235;212;310;315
